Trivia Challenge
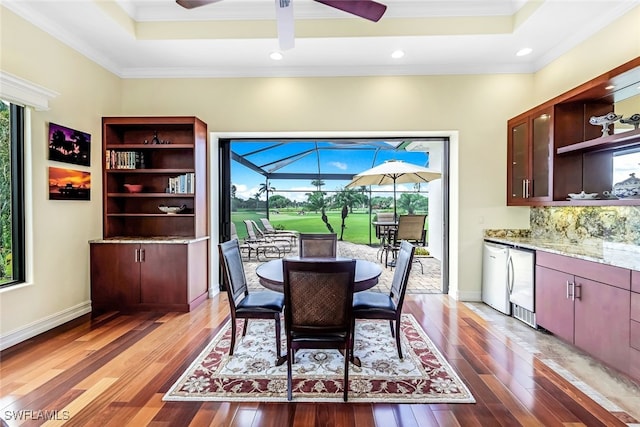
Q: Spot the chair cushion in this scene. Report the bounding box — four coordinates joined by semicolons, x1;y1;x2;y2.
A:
352;291;396;312
237;291;284;312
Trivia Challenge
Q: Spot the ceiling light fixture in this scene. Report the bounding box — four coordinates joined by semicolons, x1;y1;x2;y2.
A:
605;85;615;90
270;52;283;61
391;50;405;59
516;48;533;57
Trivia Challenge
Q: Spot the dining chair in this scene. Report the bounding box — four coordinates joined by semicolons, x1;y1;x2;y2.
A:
383;214;426;270
282;258;356;401
352;240;415;361
298;233;337;258
218;239;286;365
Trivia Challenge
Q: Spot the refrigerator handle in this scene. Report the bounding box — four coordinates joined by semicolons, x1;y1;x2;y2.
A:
507;255;514;294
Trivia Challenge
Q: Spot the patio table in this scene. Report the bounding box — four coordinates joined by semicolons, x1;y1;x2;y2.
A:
255;257;382;293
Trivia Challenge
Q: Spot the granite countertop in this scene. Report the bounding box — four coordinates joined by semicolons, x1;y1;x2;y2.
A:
89;236;210;244
484;236;640;271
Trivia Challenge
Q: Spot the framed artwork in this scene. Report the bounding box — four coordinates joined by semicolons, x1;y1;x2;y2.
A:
48;122;91;166
48;167;91;201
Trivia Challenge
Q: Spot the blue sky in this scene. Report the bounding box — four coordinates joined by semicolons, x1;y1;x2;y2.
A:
231;140;433;202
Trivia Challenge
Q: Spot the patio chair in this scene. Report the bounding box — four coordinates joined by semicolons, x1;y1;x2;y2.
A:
259;218;299;243
374;212;397;261
282;258;356;401
230;222;256;260
382;214;426;271
352;240;415;361
298;233;337;258
243;219;291;259
251;220;294;253
218;239;285;366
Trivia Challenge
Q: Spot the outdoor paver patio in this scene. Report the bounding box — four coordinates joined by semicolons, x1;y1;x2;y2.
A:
243;240;442;294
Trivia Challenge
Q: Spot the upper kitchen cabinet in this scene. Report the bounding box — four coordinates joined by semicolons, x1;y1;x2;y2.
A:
507;56;640;206
507;107;553;205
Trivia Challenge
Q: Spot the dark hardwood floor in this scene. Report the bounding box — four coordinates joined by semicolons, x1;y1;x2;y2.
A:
0;293;635;426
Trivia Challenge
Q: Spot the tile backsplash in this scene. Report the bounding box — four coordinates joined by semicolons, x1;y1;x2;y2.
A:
530;206;640;245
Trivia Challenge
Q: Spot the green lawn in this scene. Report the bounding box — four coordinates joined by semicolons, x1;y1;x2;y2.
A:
232;210;427;245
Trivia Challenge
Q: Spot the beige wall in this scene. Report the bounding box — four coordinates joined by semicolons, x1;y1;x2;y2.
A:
119;73;534;300
1;4;639;345
0;7;121;346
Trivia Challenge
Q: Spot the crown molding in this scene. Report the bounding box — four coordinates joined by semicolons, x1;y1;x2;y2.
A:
0;71;59;110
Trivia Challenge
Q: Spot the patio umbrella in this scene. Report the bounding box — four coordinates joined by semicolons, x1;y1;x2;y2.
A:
346;160;442;219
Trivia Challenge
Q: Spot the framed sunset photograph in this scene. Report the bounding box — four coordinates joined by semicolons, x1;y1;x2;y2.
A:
48;122;91;166
48;167;91;201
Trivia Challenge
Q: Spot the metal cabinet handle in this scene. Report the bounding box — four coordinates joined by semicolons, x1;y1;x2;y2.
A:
134;249;139;263
574;283;581;300
525;179;531;198
566;280;570;299
522;180;526;198
140;249;145;262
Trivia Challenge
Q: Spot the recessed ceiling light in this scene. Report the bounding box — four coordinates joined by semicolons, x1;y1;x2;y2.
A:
516;48;533;57
605;85;615;90
270;52;283;61
391;50;405;59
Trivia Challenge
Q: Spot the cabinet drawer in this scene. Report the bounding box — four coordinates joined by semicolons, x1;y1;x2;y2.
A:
633;270;640;293
632;293;640;322
632;320;640;351
536;251;630;290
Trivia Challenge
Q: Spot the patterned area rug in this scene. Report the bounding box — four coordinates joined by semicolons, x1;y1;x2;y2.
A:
164;314;475;403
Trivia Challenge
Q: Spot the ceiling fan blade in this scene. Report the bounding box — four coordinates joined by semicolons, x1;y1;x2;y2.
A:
176;0;224;9
314;0;387;22
276;0;295;50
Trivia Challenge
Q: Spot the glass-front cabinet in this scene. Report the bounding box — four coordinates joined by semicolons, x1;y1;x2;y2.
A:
507;56;640;206
507;108;552;205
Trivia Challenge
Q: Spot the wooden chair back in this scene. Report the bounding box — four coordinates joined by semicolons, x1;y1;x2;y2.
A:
298;233;337;258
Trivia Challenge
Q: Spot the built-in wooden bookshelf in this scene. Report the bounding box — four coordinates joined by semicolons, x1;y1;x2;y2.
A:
101;116;208;238
90;116;209;314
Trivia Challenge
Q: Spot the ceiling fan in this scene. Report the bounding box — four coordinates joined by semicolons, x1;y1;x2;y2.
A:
175;0;387;50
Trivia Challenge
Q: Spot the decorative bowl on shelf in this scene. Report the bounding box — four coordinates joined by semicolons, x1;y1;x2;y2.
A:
123;184;143;193
158;204;186;214
613;173;640;199
568;191;598;200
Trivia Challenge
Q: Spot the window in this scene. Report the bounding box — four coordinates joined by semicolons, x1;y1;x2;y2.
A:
0;100;25;287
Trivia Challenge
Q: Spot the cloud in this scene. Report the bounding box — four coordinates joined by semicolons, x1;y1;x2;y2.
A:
330;161;347;170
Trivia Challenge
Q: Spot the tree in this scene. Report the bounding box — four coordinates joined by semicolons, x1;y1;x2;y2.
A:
269;195;291;209
397;193;428;215
258;180;275;218
0;102;10;280
310;179;325;191
304;191;326;213
332;187;365;214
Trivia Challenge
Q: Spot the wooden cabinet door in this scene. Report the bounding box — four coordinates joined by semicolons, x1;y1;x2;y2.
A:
90;243;140;310
535;266;574;343
508;119;529;204
530;110;552;199
139;243;188;305
574;277;630;373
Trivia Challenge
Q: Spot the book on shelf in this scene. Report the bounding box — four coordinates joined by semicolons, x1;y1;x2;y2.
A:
105;150;146;169
167;173;195;194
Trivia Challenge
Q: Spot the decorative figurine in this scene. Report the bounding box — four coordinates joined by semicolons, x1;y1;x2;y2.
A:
620;113;640;130
589;112;622;137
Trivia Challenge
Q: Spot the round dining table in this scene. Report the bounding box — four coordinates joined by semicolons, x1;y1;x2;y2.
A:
255;257;383;293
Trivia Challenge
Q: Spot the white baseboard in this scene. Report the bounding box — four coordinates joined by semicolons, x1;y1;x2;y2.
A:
0;301;92;351
450;289;482;302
